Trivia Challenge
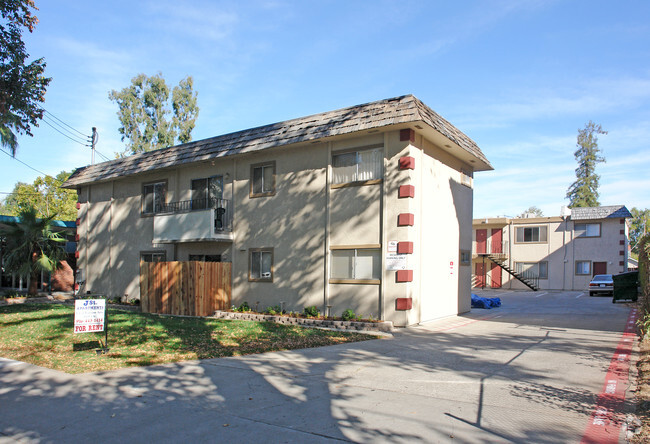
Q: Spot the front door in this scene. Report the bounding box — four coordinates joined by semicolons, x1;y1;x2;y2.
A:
476;229;487;254
491;228;502;254
475;263;486;287
593;262;607;276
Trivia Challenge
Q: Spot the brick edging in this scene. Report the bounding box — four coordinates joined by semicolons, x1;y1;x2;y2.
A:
212;311;393;332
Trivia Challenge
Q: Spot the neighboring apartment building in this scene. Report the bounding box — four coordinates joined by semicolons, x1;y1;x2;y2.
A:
63;95;492;326
472;205;632;291
0;215;77;292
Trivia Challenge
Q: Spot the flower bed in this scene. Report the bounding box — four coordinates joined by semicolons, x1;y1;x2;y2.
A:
212;310;394;333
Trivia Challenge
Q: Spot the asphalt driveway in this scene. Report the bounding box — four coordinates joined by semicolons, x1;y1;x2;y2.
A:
0;290;637;443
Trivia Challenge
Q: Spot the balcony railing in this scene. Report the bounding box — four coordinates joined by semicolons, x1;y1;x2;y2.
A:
473;240;509;257
159;198;232;232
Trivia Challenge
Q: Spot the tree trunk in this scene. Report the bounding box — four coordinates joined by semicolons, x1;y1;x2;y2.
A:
28;270;39;295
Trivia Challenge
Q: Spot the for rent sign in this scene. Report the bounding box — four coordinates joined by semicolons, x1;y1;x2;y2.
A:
74;299;106;334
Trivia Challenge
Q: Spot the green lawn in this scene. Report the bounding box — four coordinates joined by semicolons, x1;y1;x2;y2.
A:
0;303;376;374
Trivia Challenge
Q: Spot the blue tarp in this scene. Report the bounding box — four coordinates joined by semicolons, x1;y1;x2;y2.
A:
471;294;502;309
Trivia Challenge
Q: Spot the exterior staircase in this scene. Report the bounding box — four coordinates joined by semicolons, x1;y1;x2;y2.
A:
483;254;539;291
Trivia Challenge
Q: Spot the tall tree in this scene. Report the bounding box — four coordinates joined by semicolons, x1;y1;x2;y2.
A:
517;206;544;218
0;206;65;295
566;121;607;208
0;0;51;156
0;170;77;219
630;207;650;255
109;73;199;156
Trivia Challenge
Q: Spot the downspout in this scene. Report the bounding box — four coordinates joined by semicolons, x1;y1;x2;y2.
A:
324;142;332;315
562;216;568;290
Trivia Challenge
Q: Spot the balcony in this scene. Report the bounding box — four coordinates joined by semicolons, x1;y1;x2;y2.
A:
153;198;233;243
473;240;509;259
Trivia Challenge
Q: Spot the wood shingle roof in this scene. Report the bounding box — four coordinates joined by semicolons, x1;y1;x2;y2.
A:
570;205;632;220
63;95;491;188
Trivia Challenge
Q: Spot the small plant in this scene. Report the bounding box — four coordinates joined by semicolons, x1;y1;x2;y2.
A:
303;305;320;317
237;301;252;312
341;309;356;321
638;313;650;338
265;305;283;315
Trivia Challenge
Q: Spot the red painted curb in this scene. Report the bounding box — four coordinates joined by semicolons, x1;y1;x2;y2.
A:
580;308;638;444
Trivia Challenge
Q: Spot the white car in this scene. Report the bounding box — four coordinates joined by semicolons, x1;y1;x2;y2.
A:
589;274;614;296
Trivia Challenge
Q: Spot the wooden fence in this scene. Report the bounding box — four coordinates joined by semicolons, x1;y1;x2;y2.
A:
140;261;231;316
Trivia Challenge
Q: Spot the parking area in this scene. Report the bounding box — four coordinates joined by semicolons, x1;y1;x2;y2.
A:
0;290;637;443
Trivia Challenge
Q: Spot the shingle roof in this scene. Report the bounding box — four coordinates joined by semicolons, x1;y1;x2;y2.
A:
570;205;632;220
63;95;492;188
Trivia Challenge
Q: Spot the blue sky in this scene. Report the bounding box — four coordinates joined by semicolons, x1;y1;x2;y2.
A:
3;0;649;218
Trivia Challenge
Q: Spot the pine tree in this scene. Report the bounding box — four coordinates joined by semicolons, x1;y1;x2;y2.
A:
566;121;607;208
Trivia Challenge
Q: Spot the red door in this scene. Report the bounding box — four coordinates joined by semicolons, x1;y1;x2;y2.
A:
593;262;607;276
475;263;486;287
476;229;487;254
491;263;502;288
491;229;502;254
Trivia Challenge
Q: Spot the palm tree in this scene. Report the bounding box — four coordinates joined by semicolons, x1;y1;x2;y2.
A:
1;206;66;294
0;114;20;157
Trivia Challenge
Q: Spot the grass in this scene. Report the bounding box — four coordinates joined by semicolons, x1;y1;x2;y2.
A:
0;303;377;374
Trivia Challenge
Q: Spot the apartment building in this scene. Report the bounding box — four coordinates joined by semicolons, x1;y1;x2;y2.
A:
63;95;493;326
472;206;632;291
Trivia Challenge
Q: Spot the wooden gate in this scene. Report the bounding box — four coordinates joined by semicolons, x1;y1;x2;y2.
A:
140;261;231;316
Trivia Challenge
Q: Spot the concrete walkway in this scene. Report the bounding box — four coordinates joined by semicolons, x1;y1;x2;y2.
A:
0;290;636;443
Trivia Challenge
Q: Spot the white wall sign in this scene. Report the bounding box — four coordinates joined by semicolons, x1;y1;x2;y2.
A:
386;253;408;270
74;299;106;334
387;241;398;253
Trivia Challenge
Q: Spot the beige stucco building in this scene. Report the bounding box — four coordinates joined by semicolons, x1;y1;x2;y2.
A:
472;206;632;291
63;95;492;326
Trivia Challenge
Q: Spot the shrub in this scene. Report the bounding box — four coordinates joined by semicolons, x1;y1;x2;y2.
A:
237;301;252;312
341;309;356;321
303;305;320;317
265;305;282;315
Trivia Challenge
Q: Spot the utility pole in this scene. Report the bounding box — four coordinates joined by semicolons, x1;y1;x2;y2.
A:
91;127;98;164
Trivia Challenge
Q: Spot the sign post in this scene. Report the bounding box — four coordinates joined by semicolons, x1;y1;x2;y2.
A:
74;298;109;354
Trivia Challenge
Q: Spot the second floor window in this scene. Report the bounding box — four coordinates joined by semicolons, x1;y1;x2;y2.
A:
332;147;383;185
142;181;166;215
575;223;600;237
191;176;223;209
515;226;548;243
250;162;275;198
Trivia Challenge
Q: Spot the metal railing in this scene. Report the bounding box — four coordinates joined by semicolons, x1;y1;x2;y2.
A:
473;240;509;256
159;198;232;232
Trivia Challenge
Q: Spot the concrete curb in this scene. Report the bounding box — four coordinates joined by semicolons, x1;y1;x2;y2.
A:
212;310;394;333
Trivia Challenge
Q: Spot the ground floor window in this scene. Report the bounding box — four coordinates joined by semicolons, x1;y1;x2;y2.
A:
189;254;222;262
515;261;548;279
141;251;166;262
330;248;381;282
575;260;591;275
249;248;273;281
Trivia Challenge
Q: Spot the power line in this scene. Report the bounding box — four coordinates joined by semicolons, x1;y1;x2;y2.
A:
0;148;64;185
41;115;91;146
41;108;89;138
